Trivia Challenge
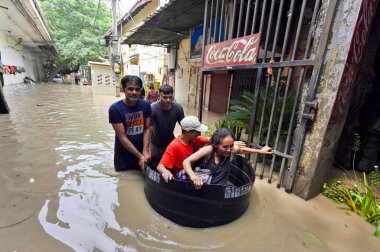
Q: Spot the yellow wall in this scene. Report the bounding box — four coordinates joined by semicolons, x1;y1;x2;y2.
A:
175;38;191;105
121;0;159;36
175;38;201;106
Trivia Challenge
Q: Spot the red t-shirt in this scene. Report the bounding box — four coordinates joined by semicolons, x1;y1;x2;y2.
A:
160;136;209;175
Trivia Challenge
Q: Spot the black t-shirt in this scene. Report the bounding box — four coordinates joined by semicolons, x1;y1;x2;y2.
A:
150;101;184;147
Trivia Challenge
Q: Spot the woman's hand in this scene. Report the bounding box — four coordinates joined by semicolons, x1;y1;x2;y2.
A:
260;145;273;155
233;141;246;153
191;175;203;190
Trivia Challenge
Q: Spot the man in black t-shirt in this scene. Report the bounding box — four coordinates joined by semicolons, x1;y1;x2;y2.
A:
150;85;184;157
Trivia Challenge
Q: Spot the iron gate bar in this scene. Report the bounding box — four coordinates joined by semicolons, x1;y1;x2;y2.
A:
219;0;225;42
208;0;214;44
262;0;276;61
258;0;268;37
214;0;220;44
244;0;252;36
223;0;228;41
231;0;237;39
237;0;244;37
270;0;285;59
251;0;260;34
202;59;315;72
286;0;338;193
267;0;296;183
278;0;323;188
198;0;211;122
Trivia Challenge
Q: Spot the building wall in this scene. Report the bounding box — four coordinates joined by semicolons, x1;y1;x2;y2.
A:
88;63;117;96
0;33;46;85
174;38;191;105
121;44;165;84
118;0;165;85
174;38;202;107
121;0;159;36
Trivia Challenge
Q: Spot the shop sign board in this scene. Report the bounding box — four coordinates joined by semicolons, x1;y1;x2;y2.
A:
203;33;260;68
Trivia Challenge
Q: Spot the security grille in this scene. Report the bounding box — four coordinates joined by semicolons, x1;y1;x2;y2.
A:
198;0;336;192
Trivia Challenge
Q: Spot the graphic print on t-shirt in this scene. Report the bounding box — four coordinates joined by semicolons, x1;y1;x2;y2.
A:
125;111;144;135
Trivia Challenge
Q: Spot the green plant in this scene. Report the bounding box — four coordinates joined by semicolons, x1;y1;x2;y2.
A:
224;79;295;147
323;173;380;237
204;119;245;140
203;124;216;138
369;166;380;187
352;133;361;181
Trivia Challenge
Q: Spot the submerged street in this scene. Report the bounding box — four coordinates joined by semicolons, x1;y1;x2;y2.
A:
0;83;379;251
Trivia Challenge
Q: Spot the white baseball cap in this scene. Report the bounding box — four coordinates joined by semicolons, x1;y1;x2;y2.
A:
180;116;208;133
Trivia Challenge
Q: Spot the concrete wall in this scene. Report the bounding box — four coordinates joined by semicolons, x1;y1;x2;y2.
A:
0;33;45;85
292;0;378;199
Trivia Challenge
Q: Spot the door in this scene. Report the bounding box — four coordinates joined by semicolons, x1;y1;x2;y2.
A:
209;73;231;114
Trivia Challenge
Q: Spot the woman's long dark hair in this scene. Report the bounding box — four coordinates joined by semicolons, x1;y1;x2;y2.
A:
209;128;235;148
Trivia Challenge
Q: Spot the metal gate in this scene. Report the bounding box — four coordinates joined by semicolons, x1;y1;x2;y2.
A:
198;0;337;192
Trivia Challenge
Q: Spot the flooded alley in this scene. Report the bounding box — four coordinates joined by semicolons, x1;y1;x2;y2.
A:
0;83;379;252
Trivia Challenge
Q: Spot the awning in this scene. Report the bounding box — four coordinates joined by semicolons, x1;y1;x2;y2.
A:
122;0;205;46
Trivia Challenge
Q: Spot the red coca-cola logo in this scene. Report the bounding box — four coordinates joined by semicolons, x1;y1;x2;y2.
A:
203;34;260;68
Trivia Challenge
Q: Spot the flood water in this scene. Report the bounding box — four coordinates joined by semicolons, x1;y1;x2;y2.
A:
0;83;379;251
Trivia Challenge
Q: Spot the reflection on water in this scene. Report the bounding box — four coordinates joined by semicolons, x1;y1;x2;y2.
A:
1;84;253;251
2;83;378;251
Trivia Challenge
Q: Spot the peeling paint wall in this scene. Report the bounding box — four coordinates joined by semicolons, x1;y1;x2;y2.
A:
292;0;367;199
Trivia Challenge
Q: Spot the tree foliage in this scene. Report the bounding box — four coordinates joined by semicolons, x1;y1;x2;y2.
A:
39;0;112;69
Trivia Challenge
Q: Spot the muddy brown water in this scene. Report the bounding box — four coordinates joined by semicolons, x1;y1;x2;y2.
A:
0;83;379;251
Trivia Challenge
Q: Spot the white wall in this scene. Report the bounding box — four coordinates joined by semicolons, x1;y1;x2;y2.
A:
89;64;117;96
0;32;46;85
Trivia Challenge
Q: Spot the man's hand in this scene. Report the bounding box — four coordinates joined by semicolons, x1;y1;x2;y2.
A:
143;149;151;163
161;169;173;183
138;156;147;174
191;175;203;190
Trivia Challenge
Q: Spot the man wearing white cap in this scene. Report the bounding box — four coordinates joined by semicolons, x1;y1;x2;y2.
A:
157;115;208;182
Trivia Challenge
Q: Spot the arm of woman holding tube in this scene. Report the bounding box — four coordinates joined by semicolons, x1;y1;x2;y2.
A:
183;145;213;190
235;145;273;155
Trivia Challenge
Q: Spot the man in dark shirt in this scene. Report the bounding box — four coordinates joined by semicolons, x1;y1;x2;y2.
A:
108;75;151;172
150;85;184;157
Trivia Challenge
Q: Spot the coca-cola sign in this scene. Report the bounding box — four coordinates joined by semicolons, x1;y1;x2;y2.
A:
331;0;379;123
203;33;260;68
